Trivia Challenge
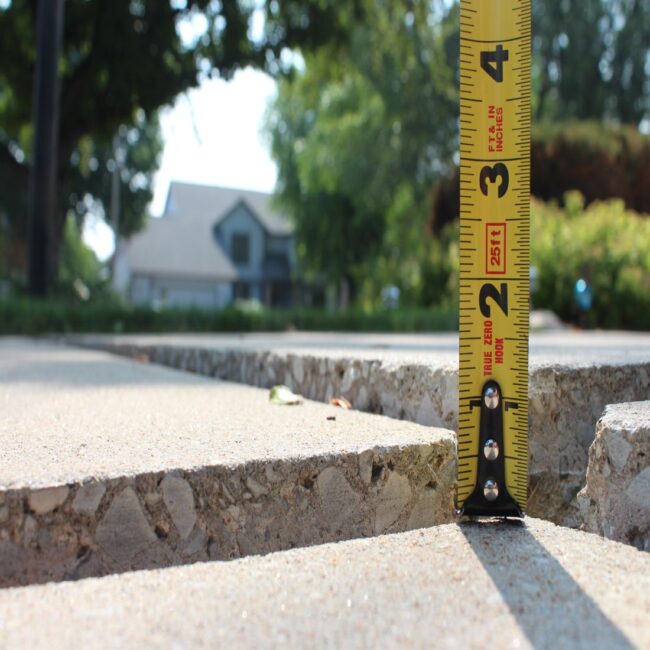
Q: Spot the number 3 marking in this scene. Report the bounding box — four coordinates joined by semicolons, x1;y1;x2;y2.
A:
480;163;509;198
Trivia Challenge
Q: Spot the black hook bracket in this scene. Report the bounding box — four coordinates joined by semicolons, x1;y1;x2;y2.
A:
461;380;523;517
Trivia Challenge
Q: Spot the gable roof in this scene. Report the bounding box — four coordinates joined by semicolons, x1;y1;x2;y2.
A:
165;181;293;236
124;182;293;281
125;213;238;281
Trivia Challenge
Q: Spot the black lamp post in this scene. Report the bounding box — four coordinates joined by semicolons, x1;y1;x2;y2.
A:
27;0;65;296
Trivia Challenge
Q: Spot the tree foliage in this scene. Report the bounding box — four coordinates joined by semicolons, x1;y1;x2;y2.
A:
0;0;362;285
66;111;163;239
533;0;650;123
266;0;458;302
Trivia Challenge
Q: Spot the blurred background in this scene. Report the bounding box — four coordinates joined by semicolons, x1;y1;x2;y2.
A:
0;0;648;334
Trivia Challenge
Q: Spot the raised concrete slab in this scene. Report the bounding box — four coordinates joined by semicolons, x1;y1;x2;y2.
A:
578;402;650;551
71;332;650;526
0;339;455;587
0;518;648;649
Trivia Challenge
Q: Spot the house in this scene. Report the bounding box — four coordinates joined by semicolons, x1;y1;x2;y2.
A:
114;182;304;309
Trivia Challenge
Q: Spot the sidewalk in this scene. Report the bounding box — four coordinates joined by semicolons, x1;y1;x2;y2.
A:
72;331;650;526
1;518;648;649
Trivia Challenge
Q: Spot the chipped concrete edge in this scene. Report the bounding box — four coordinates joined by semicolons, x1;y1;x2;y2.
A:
577;401;650;551
0;439;456;588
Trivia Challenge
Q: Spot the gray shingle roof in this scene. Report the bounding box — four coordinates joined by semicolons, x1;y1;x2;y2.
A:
124;182;293;281
165;182;293;236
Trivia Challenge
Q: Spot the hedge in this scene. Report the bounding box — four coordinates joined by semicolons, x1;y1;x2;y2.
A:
0;300;458;335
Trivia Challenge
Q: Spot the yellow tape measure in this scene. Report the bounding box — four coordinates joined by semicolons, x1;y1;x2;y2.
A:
457;0;531;516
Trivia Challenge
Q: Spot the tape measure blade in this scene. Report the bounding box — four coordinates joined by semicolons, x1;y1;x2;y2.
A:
458;0;530;515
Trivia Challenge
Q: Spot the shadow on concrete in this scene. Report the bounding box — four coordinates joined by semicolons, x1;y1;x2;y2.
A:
460;519;634;649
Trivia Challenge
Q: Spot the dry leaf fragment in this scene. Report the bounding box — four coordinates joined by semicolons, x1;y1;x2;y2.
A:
269;385;303;405
329;397;352;409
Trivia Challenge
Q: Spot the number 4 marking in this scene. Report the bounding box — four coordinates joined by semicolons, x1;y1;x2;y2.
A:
480;45;509;83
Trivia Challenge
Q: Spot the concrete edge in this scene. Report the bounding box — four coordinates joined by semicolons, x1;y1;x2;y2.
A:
577;400;650;551
0;439;456;588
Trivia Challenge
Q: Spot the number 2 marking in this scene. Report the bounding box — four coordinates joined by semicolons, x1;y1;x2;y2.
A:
479;283;509;317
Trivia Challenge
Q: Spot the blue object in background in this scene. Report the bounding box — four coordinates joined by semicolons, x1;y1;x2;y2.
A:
381;285;400;310
529;266;539;295
574;278;593;312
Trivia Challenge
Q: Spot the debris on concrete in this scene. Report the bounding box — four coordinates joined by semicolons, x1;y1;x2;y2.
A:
269;384;303;405
578;402;650;551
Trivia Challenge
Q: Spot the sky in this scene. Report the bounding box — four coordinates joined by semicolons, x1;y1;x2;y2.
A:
82;68;278;261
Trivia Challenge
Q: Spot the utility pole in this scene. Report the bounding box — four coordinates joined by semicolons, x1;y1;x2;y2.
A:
27;0;65;297
110;132;121;281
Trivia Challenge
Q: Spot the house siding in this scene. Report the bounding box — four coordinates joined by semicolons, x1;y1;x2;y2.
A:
130;275;232;309
265;235;295;267
216;203;269;302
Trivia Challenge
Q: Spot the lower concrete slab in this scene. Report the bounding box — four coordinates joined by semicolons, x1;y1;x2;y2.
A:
0;518;647;649
578;401;650;551
71;332;650;526
0;339;455;587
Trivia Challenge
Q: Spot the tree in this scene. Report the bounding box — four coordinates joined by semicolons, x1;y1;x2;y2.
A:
0;0;363;294
266;0;458;303
66;111;163;240
533;0;650;124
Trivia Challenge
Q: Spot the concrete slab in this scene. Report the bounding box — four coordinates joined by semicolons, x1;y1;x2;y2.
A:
71;332;650;526
0;518;647;649
0;339;455;586
578;401;650;551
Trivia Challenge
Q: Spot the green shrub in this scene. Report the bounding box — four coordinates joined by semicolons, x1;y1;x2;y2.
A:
531;193;650;330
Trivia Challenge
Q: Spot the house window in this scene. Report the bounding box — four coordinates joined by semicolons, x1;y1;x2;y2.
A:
234;282;250;300
232;233;250;265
